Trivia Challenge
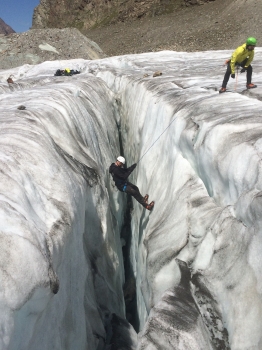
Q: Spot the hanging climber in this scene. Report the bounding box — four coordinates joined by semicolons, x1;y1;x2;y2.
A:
219;37;257;93
109;156;154;210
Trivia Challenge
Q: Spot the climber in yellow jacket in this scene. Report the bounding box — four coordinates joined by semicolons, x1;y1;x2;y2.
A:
219;37;257;93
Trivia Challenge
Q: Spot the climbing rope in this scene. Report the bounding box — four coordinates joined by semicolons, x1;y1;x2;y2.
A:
137;116;177;164
136;93;216;165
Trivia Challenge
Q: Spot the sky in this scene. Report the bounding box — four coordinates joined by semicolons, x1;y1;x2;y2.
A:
1;0;40;33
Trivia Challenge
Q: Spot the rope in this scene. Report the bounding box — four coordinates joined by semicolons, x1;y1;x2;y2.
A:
137;116;177;164
136;93;216;165
235;65;239;91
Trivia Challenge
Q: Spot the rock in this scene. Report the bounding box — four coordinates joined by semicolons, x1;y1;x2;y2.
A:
153;71;162;77
32;0;192;30
0;28;106;70
17;105;26;110
0;18;15;35
7;76;14;83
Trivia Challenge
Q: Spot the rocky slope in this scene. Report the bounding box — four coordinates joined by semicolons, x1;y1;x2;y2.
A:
85;0;262;56
32;0;262;57
0;18;15;35
32;0;186;30
2;0;262;70
0;28;105;70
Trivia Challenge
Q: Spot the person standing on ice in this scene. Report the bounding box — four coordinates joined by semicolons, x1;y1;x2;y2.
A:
109;156;154;210
219;37;257;93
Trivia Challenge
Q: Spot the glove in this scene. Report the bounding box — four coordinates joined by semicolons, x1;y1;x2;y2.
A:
240;67;246;73
231;74;235;79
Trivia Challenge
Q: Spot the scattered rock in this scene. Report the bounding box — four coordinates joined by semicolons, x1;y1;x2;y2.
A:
7;76;14;84
17;105;26;110
153;71;162;77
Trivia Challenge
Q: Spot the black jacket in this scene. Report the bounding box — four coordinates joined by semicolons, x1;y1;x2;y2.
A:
109;163;137;190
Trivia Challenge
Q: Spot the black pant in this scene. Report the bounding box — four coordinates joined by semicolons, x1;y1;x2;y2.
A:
124;182;147;208
222;58;252;88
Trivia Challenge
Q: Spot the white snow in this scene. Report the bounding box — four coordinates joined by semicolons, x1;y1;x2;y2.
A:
0;48;262;349
39;43;59;54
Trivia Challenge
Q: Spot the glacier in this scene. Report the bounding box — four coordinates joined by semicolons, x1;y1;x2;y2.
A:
0;48;262;349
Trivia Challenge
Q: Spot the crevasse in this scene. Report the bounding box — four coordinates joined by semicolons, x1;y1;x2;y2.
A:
0;49;262;349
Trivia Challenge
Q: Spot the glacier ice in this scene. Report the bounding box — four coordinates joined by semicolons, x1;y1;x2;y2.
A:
0;62;129;350
0;49;262;349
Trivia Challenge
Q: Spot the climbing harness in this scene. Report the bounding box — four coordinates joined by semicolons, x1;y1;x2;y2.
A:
122;183;127;192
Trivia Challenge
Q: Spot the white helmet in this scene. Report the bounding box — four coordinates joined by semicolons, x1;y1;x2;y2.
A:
117;156;125;164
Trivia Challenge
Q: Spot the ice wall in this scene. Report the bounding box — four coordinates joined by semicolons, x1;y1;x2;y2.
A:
0;61;134;350
93;50;262;349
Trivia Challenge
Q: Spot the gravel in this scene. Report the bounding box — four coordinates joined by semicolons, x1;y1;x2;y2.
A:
84;0;262;56
0;28;105;70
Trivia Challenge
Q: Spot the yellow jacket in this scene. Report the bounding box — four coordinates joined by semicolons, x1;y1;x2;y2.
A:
230;44;254;74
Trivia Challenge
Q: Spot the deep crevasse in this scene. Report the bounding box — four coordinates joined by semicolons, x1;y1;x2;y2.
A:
95;50;262;349
0;49;262;349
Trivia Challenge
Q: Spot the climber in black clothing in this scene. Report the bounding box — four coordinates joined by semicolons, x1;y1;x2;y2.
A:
109;156;154;211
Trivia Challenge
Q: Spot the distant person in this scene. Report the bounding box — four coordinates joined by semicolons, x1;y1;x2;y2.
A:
109;156;154;211
219;37;257;93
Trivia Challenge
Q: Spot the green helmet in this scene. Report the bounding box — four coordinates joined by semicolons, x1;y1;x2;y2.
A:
246;37;257;46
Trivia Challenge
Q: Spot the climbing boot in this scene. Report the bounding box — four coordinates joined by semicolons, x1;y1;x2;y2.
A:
146;201;154;211
219;87;227;93
246;83;257;89
143;194;149;204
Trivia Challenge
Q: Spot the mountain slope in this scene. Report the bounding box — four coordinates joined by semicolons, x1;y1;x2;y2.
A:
0;28;105;70
0;18;15;35
32;0;262;56
32;0;186;30
84;0;262;56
